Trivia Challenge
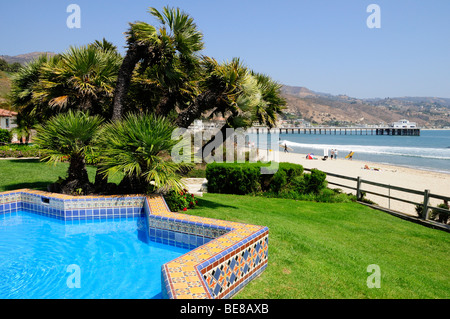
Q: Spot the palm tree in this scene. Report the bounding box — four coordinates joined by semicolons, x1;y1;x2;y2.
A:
9;54;54;122
12;112;35;144
252;72;286;128
111;6;204;121
97;113;192;194
175;57;255;128
176;57;267;156
34;45;122;118
34;110;103;194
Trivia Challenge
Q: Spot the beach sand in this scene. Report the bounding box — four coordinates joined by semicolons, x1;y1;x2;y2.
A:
271;150;450;217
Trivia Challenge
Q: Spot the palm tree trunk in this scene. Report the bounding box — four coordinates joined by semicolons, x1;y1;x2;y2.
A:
198;120;235;162
175;91;217;128
111;44;147;121
67;154;90;185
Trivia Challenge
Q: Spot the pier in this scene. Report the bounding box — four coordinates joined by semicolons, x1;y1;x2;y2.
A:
249;127;420;136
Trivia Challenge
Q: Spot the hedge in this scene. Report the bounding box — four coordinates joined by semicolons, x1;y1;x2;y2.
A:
0;129;12;144
205;162;325;196
206;162;263;195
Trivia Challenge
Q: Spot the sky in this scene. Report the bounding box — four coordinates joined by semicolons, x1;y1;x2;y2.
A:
1;0;449;99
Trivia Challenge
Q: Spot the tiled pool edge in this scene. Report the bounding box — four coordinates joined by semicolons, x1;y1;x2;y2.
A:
144;196;269;299
0;189;269;299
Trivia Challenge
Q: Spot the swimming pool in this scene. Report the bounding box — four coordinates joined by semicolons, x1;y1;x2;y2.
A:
0;189;269;299
0;210;189;299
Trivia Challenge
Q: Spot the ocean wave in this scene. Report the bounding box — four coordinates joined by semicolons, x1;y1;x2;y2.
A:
279;140;450;160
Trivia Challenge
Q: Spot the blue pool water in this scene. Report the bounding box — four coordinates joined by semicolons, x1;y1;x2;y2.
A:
0;210;189;299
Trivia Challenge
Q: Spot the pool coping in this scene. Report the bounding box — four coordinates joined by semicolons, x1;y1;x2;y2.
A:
0;189;269;299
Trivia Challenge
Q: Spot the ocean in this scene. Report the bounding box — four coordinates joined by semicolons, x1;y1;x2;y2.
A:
272;129;450;174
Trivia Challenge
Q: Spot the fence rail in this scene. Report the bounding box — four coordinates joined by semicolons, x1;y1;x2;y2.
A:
304;168;450;230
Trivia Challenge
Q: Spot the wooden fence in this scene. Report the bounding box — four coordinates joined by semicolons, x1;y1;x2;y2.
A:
304;168;450;231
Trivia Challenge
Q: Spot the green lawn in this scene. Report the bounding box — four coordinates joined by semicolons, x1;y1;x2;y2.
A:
1;159;449;298
0;159;121;191
190;194;450;299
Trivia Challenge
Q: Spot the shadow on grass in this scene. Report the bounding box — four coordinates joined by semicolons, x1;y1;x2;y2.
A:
196;197;239;210
3;182;50;191
5;158;42;164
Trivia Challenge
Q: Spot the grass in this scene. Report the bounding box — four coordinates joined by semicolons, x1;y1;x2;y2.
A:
1;159;449;298
189;193;450;299
0;158;122;191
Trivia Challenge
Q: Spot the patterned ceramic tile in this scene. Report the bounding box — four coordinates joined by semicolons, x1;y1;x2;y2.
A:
144;196;269;299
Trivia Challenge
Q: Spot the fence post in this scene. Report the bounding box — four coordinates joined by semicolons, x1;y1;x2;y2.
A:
388;185;391;209
423;189;430;220
356;176;362;201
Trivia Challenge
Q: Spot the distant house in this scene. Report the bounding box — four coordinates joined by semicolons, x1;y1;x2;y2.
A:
0;108;18;130
390;119;417;128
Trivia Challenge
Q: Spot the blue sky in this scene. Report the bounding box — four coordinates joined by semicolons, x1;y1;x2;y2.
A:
1;0;449;99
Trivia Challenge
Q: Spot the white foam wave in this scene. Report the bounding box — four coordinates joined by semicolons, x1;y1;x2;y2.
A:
279;140;450;160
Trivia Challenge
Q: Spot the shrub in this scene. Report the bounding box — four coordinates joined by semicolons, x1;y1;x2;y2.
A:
0;129;12;144
415;202;424;218
302;169;327;194
206;162;263;194
164;189;198;212
265;187;353;203
265;162;304;193
430;202;449;224
0;144;41;158
415;202;449;223
286;169;327;195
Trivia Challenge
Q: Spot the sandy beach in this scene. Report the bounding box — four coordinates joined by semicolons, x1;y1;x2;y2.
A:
271;150;450;216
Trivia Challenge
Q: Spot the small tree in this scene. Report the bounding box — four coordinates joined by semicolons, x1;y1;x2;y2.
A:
97;113;192;194
34;110;103;194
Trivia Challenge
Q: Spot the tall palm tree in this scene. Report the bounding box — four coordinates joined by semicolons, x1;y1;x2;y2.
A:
34;110;103;194
111;6;204;121
175;57;255;128
97;113;192;194
174;58;286;160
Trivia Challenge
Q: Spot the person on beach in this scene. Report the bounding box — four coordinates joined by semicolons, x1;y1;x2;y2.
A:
334;149;338;160
284;143;289;153
331;149;335;160
347;151;353;160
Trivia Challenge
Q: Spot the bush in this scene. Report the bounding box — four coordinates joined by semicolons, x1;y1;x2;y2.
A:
415;202;448;223
415;202;424;218
284;169;327;195
302;169;327;194
206;162;330;198
0;144;41;158
0;129;12;144
265;187;353;203
164;189;198;212
265;162;304;193
430;202;449;224
206;162;263;194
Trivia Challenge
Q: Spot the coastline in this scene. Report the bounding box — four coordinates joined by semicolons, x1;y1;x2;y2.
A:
271;150;450;216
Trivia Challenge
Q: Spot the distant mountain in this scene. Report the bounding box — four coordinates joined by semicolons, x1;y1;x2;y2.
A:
1;52;57;65
281;85;450;128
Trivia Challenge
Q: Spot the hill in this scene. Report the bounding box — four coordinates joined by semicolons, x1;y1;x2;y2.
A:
281;85;450;128
1;52;56;65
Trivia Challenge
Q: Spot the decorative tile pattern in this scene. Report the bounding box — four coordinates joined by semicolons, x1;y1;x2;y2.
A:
0;189;269;299
0;189;145;220
144;196;269;299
